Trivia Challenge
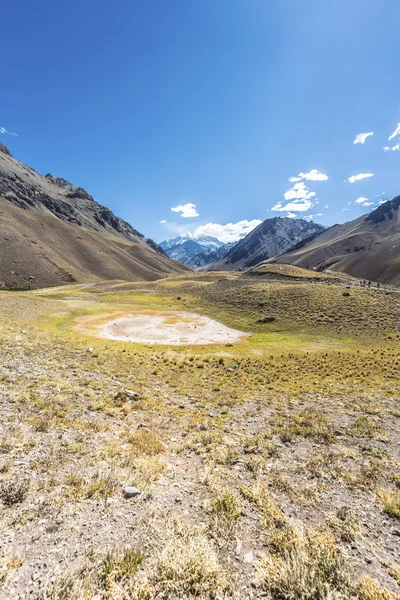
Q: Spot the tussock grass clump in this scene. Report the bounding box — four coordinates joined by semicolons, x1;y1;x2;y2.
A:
382;561;400;586
257;524;353;600
209;490;241;540
0;555;23;591
241;480;285;528
64;473;118;502
325;507;360;542
274;410;335;444
38;553;151;600
127;429;165;457
358;576;399;600
154;519;231;598
352;416;387;441
211;490;241;519
129;456;166;489
102;548;144;589
0;477;30;506
377;488;400;519
84;474;118;500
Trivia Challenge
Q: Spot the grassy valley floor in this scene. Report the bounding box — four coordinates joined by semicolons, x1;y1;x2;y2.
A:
0;267;399;599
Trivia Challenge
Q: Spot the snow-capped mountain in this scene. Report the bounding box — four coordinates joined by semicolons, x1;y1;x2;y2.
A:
160;234;225;252
159;234;232;269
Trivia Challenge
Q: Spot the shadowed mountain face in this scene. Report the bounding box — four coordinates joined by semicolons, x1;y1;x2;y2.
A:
0;144;187;289
210;217;325;271
275;196;400;284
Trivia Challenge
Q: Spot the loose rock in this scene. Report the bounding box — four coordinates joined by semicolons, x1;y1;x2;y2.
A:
123;486;142;499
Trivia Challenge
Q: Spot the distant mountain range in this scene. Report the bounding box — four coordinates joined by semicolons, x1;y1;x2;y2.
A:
160;234;234;269
0;144;187;289
274;196;400;284
2;141;399;288
210;217;325;271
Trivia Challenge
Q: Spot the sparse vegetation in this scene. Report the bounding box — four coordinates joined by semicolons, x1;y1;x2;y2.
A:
0;272;398;597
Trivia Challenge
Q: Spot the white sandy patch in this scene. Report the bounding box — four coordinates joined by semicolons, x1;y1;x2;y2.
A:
99;311;248;345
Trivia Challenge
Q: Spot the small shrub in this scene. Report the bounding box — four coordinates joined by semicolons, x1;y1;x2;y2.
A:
0;477;29;506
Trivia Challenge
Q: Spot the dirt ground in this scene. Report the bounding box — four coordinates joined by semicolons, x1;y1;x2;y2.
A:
0;273;399;600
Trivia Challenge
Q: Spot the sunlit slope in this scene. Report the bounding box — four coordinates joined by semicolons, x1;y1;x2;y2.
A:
275;196;400;284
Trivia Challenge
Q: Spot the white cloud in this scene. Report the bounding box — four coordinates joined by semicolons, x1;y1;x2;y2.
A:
377;199;388;206
347;173;374;184
272;199;316;213
355;197;368;204
0;126;17;136
192;219;262;243
342;208;348;212
285;212;298;218
353;131;373;145
383;143;400;152
324;205;329;208
159;219;166;224
171;203;199;218
362;201;373;206
388;123;400;141
289;169;328;182
283;182;316;201
272;182;319;213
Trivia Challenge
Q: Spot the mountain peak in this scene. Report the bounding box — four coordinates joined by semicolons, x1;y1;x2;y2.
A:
366;196;400;225
0;143;12;157
211;217;325;271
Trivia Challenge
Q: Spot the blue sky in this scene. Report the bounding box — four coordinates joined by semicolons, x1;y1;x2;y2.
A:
2;0;400;242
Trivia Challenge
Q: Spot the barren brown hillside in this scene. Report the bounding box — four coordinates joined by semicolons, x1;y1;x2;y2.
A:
274;197;400;284
0;145;188;289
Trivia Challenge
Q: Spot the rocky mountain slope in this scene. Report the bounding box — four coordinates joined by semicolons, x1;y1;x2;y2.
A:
160;234;233;269
0;144;187;288
275;196;400;284
210;217;324;271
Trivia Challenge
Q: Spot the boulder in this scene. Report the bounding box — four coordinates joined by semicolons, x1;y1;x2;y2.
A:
258;315;276;323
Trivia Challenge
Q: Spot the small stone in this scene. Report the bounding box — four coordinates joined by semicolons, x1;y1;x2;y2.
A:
250;578;262;589
389;527;400;536
87;347;94;353
123;486;142;499
124;390;139;399
21;330;28;334
114;389;139;403
243;551;254;564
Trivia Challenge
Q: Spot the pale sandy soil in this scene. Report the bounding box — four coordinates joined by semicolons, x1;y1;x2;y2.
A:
99;310;248;345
